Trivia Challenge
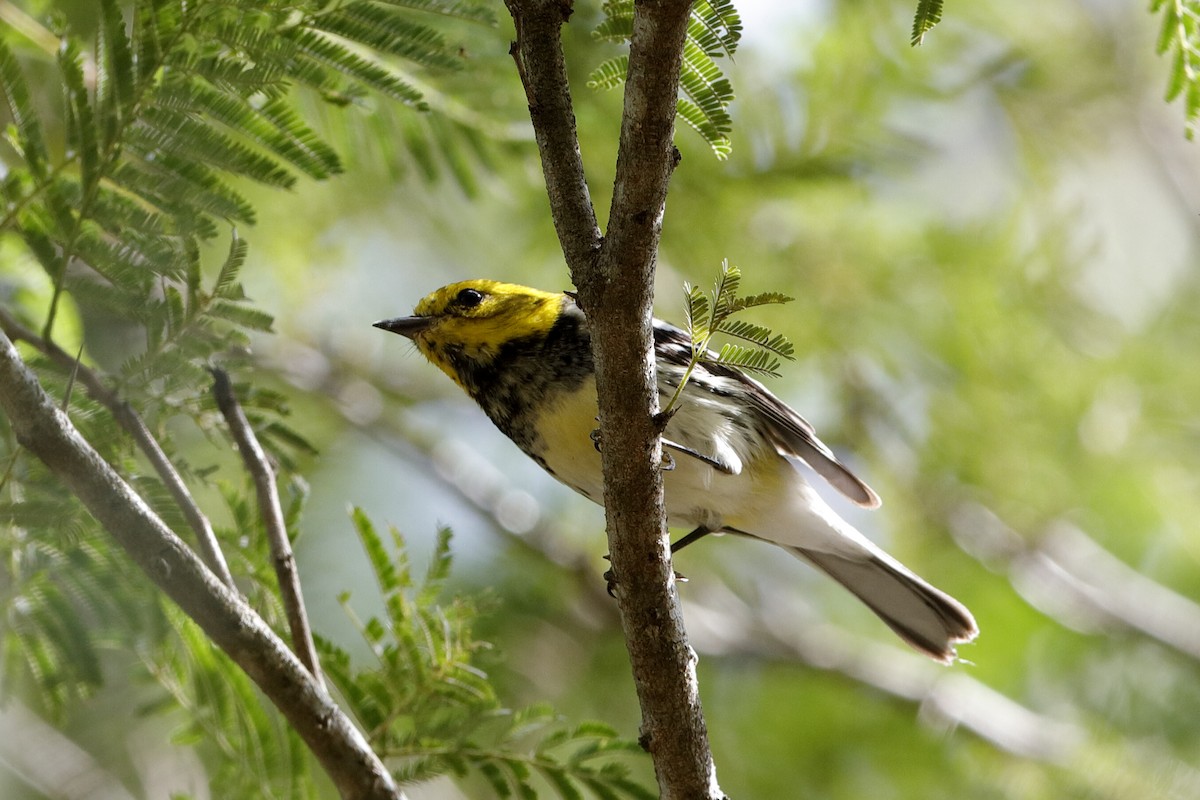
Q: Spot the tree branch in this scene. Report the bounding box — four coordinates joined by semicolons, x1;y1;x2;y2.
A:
504;1;721;797
0;329;400;800
211;367;325;690
504;0;602;268
0;307;236;589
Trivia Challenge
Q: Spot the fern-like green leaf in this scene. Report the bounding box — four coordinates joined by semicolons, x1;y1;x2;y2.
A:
59;40;101;192
214;231;249;299
710;260;742;319
85;180;170;240
98;0;136;134
0;38;49;178
910;0;944;46
207;300;275;332
133;0;169;84
591;0;740;158
136;107;297;188
683;282;711;345
312;2;465;71
678;40;734;159
675;97;731;159
690;0;742;58
1152;0;1200;138
421;525;454;601
73;223;177;284
541;769;585;800
713;342;783;377
586;56;630;91
352;506;400;594
260;420;320;461
283;27;428;107
727;290;796;311
157;79;341;180
374;0;498;25
592;6;633;43
714;319;796;360
114;156;257;226
665;261;796;415
257;97;344;177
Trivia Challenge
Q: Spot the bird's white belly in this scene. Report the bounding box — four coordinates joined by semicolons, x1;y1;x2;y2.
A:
531;378;767;531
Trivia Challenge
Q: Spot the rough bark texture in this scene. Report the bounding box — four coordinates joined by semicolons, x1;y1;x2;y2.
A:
505;0;602;266
0;330;402;800
506;1;724;797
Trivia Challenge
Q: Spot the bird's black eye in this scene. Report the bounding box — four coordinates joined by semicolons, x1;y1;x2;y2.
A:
454;288;484;309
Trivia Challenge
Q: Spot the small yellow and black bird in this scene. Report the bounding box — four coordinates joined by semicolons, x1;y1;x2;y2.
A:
376;280;978;662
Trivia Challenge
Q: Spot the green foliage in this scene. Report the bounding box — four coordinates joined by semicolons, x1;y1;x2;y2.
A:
318;510;653;798
1152;0;1200;138
0;0;503;574
589;0;741;158
0;0;498;353
910;0;944;45
0;457;166;719
664;261;794;415
147;610;317;799
0;1;514;794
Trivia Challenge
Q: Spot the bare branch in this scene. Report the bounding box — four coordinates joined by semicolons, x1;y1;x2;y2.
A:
211;367;324;691
0;329;400;800
503;1;721;797
504;0;602;268
0;307;235;589
588;2;720;796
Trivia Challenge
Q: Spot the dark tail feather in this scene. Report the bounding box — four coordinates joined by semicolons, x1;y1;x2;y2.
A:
793;547;978;663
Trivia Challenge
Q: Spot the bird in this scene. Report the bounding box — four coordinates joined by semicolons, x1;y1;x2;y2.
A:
375;279;978;663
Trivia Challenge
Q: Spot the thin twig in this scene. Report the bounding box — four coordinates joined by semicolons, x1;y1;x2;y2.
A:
60;344;83;411
211;367;324;691
0;328;399;800
0;306;236;588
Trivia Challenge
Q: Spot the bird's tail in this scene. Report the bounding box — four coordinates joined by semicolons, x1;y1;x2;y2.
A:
791;546;978;663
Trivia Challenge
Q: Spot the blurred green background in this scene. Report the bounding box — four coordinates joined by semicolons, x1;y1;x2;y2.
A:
4;0;1200;797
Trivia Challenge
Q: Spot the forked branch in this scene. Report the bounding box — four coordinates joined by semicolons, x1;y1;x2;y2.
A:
504;1;724;797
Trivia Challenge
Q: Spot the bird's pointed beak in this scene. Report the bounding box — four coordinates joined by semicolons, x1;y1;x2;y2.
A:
373;315;435;340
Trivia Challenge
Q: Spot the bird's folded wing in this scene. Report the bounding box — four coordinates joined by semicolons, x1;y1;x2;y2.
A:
746;388;881;508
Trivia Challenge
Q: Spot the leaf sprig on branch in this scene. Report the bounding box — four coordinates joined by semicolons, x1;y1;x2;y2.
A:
663;260;795;416
910;0;944;46
317;510;654;799
588;0;741;158
1152;0;1200;139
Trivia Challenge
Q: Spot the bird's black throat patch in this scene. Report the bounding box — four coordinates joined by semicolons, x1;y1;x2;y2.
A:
450;307;593;456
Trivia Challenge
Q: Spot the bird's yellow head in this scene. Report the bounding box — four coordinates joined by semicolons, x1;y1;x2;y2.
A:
374;280;567;389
